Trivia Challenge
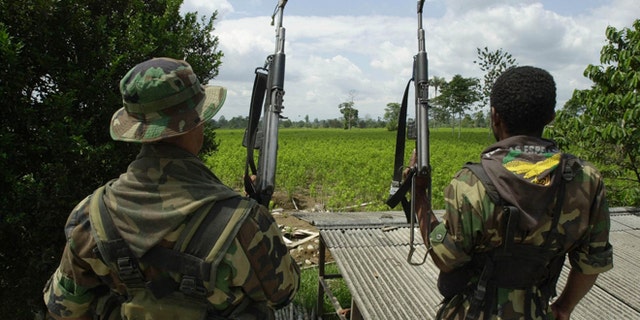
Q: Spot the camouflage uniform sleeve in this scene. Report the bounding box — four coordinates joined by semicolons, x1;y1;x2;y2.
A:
214;204;300;311
430;168;498;268
43;196;110;319
567;164;613;275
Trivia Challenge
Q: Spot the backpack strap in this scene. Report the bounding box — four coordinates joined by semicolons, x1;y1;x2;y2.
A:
463;162;502;206
175;196;254;284
89;186;146;289
89;186;254;300
463;155;570;320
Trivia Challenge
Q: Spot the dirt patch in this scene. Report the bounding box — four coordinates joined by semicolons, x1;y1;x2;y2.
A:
270;191;333;267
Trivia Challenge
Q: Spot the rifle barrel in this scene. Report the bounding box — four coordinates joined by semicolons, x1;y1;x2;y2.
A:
414;1;430;179
251;1;287;206
408;0;431;266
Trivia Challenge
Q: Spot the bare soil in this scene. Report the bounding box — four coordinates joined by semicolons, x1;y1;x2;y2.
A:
270;191;334;267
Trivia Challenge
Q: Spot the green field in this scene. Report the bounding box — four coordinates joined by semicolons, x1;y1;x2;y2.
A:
205;127;494;211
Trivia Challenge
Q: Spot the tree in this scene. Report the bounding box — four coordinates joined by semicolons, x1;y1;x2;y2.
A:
383;102;401;131
339;90;359;129
428;77;448;128
474;47;518;109
549;19;640;207
431;75;482;137
429;76;447;98
430;105;452;127
473;111;488;128
0;0;223;316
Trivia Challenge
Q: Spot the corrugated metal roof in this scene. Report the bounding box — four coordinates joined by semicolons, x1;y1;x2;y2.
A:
305;209;640;320
330;245;442;319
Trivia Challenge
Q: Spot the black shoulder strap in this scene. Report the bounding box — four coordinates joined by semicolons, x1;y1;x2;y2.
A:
462;162;505;320
243;68;269;201
386;78;415;222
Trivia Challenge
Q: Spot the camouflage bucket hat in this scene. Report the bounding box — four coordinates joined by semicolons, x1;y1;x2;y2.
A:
110;57;226;142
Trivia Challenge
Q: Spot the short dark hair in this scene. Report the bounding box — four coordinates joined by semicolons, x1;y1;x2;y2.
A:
490;66;556;135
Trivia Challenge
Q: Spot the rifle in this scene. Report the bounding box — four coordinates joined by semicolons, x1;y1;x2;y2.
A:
386;0;431;265
244;0;288;207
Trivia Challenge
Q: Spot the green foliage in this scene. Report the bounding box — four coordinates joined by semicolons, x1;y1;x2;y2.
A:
473;111;488;128
429;76;447;97
294;264;351;318
474;47;518;109
384;102;401;131
0;0;222;316
206;128;490;212
431;75;482;136
339;101;359;130
200;121;220;159
550;19;640;206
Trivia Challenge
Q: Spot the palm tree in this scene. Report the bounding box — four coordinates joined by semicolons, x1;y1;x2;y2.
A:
429;76;446;97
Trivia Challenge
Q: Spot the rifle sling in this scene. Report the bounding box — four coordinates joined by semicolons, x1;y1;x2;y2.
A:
244;68;269;201
391;78;413;184
386;78;414;223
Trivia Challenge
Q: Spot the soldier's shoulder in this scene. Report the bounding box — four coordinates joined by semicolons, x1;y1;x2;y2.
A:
563;154;604;183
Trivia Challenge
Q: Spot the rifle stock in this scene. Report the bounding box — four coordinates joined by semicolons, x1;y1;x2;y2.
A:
244;0;288;207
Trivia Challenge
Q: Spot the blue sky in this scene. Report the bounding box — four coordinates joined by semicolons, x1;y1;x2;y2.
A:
180;0;637;121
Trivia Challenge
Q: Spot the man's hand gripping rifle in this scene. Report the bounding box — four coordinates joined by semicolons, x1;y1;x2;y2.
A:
244;0;288;207
386;0;433;265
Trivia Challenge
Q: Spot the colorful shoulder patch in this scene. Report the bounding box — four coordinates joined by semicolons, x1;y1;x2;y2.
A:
503;152;561;185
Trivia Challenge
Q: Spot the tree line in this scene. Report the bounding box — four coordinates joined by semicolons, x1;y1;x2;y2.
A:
213;112;490;130
213;114;388;129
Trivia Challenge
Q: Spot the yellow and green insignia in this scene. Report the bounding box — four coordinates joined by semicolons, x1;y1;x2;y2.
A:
503;152;560;185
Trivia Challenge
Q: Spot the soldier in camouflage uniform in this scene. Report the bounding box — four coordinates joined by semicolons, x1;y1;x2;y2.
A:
43;57;300;319
412;66;613;320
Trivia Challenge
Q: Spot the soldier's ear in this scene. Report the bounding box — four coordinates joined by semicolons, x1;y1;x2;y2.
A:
490;107;501;127
491;107;509;140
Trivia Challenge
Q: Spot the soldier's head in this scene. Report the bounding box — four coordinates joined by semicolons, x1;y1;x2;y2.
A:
490;66;556;139
109;57;226;149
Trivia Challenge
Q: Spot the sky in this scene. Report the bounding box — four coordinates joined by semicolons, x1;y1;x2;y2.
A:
180;0;638;122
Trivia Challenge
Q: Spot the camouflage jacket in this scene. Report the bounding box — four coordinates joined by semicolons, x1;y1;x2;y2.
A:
43;143;300;319
430;136;613;320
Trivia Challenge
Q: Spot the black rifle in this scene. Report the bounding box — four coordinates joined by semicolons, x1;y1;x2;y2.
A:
244;0;288;207
386;0;431;265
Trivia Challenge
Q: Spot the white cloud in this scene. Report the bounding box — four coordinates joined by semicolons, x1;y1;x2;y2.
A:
181;0;234;17
193;0;638;120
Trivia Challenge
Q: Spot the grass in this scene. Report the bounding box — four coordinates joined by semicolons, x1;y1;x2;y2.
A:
293;263;352;319
206;127;636;209
205;127;491;211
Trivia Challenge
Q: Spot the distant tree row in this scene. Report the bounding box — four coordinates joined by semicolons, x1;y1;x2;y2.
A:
212;115;388;129
212;112;489;130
